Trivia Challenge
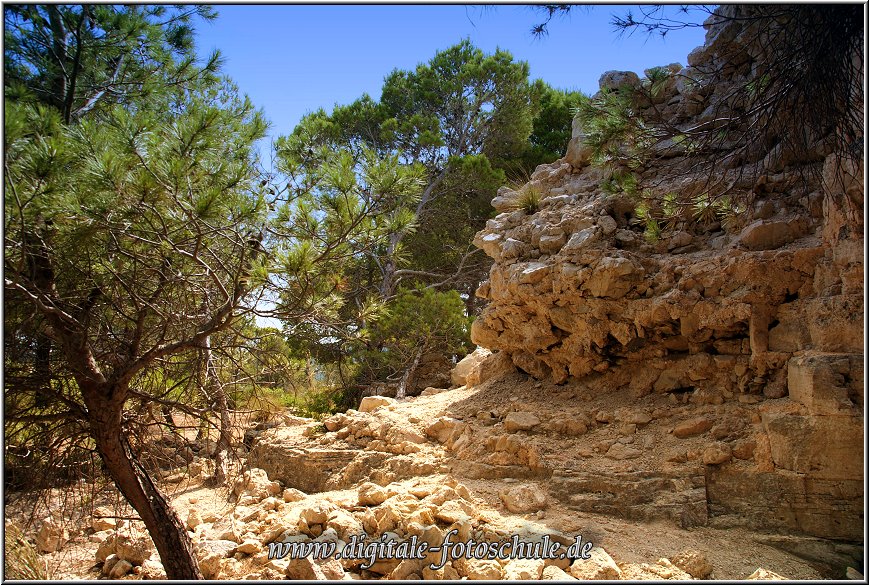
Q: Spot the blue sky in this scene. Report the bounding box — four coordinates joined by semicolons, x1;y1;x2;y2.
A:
194;5;708;144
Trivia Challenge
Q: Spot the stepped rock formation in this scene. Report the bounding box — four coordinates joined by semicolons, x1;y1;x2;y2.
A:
469;8;863;540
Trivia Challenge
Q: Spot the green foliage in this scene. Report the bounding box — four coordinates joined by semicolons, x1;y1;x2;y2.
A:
4;5;221;123
572;87;652;169
352;287;473;386
4;524;48;580
511;185;542;214
642;66;673;99
600;169;639;197
644;218;662;243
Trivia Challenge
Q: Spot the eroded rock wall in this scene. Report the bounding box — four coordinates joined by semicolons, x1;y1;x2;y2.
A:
470;8;863;540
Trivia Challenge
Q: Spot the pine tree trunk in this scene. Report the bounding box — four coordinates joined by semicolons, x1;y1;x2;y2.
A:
83;382;202;579
396;347;423;400
203;335;231;486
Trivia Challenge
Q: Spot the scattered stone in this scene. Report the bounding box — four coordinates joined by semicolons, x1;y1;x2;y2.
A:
457;558;503;580
499;484;548;513
671;549;713;578
92;507;117;532
109;559;134;579
282;487;306;503
503;559;545;580
232;468;281;501
747;567;787;580
569;547;622;580
846;567;864;580
236;540;260;555
542;564;577;580
451;347;492;387
198;553;225;580
187;508;202;531
503;411;541;432
139;559;166;579
703;442;733;465
606;442;643;460
358;482;390;506
673;417;713;438
96;533;117;563
36;518;68;553
102;554;120;576
359;396;396;412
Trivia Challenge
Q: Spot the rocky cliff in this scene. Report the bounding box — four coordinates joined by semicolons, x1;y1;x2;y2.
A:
470;7;864;541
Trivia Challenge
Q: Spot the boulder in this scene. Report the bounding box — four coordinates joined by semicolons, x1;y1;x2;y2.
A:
568;547;622;579
673;417;713;438
232;468;281;501
109;559;133;579
359;396;395;412
703;442;732;465
115;531;154;565
92;507;117;532
36;518;68;553
503;411;541;432
503;559;545;580
671;549;713;578
451;347;492;387
747;567;786;580
599;70;641;92
499;484;548;513
737;220;796;251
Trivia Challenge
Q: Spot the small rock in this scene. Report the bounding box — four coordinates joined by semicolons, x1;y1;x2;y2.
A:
102;554;120;576
457;558;503;580
606;442;643;460
747;567;786;580
503;412;541;432
139;559;166;579
199;553;225;579
569;547;622;579
187;508;202;531
359;396;396;412
846;567;864;580
36;517;68;553
92;507;117;532
542;564;577;580
96;533;117;562
503;558;545;580
702;442;733;465
282;487;306;503
671;549;713;578
109;559;134;579
435;500;471;524
115;531;154;565
299;500;335;527
673;416;713;438
499;484;548;513
236;540;260;555
358;482;390;506
598;215;618;235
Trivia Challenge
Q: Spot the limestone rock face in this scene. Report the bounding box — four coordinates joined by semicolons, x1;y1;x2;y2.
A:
470;4;863;543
